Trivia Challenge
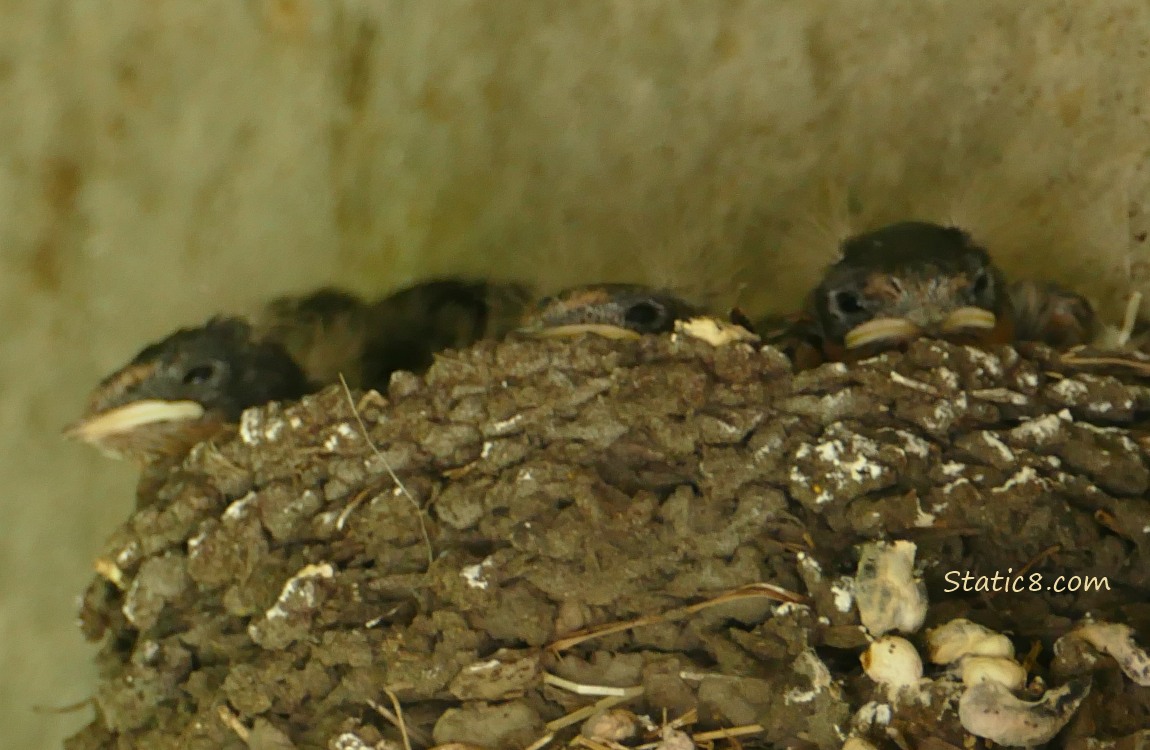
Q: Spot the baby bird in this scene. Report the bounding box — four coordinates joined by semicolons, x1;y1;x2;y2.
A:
517;283;704;339
359;279;533;384
67;279;533;464
762;221;1101;366
1006;278;1098;350
65;317;311;463
808;221;1013;361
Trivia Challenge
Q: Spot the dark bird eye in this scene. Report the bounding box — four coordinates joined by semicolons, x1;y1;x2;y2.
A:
971;270;990;297
832;290;864;316
182;363;219;386
624;300;667;330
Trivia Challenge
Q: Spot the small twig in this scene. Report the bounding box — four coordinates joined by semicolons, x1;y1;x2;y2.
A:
986;544;1060;600
1018;544;1061;577
569;737;615;750
632;722;765;750
542;672;643;697
338;374;433;567
549;614;665;653
1020;639;1043;675
691;724;767;741
680;583;806;615
544;693;639;734
549;582;806;653
335;486;373;531
889;371;940;395
541;674;645;733
522;732;556;750
631;708;702;750
367;700;399;728
368;693;432;749
385;687;412;750
666;707;698;730
217;705;250;742
573;735;634;750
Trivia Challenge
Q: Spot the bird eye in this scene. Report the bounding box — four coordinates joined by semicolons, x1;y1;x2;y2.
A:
832;290;865;316
624;300;667;331
181;363;219;386
970;269;990;297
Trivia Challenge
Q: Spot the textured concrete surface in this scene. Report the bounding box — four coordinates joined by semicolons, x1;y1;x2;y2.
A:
3;1;1150;747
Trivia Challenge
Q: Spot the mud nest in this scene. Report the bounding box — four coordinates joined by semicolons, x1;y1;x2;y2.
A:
67;333;1150;749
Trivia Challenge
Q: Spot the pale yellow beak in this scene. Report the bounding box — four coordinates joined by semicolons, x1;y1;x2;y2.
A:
64;400;206;444
940;306;997;332
843;317;920;349
844;308;997;349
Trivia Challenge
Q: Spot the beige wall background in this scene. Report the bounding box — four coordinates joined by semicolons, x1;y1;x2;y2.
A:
3;1;1149;746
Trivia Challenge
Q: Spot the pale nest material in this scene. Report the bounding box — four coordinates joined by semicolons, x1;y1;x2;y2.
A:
69;335;1150;749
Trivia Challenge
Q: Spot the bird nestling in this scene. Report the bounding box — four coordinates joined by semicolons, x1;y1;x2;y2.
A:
1006;278;1099;350
810;221;1013;360
517;283;705;339
359;279;533;385
761;221;1098;367
65;317;311;464
67;279;534;464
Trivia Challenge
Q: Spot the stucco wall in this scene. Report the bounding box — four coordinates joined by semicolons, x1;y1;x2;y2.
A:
2;2;1148;746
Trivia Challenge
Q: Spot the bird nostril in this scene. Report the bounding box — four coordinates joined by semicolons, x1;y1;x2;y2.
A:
181;364;217;386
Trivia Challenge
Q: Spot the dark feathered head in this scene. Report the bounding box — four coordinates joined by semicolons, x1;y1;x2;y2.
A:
66;317;309;462
520;283;702;339
811;222;1009;354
